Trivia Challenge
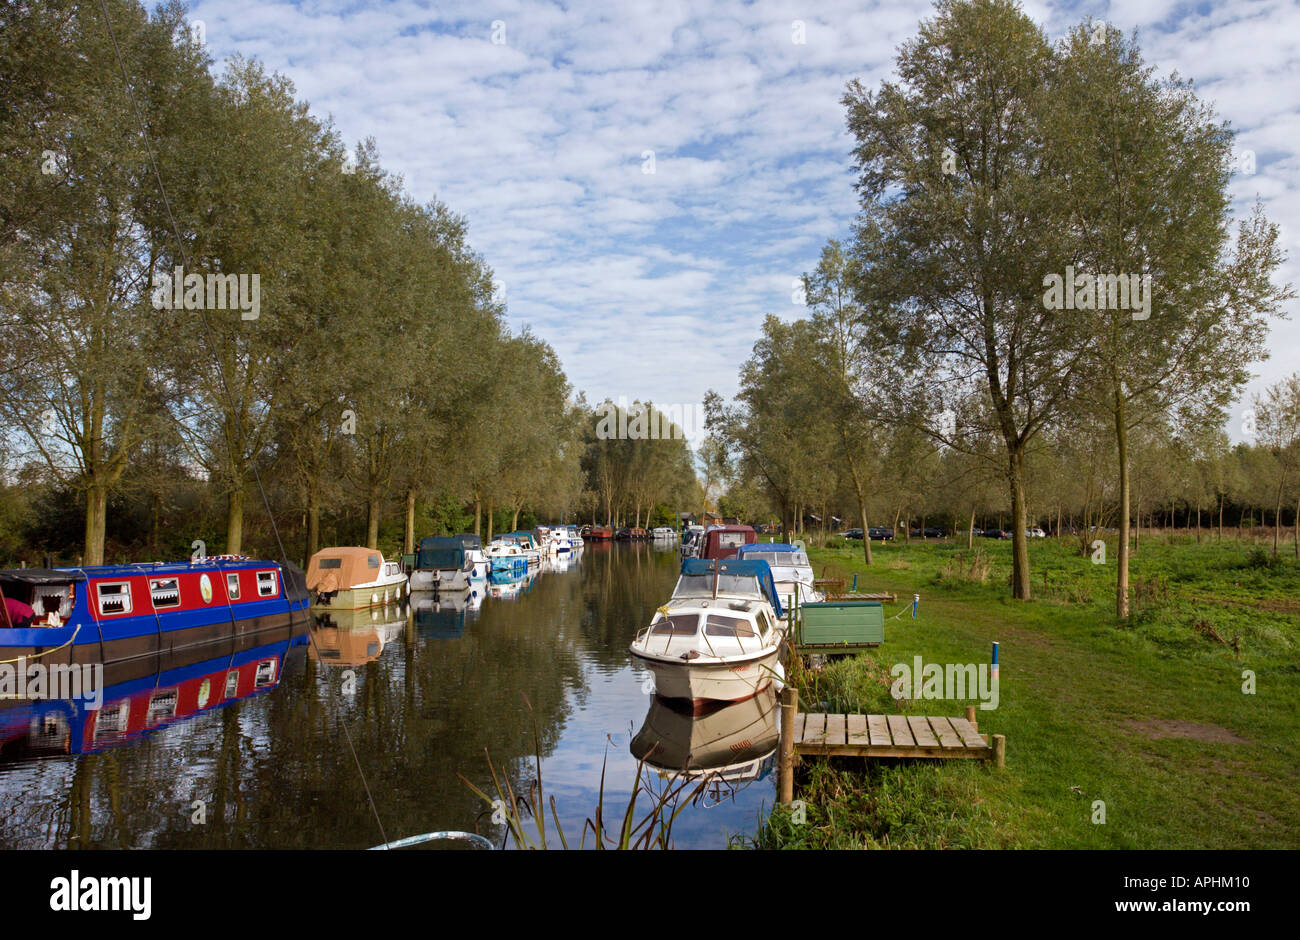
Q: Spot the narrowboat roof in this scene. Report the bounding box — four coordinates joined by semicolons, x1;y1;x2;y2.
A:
0;568;88;585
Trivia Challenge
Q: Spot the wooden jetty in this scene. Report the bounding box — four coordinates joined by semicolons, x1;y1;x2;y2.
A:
776;688;1005;803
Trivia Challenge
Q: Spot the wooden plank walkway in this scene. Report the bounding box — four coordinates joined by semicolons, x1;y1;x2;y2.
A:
792;711;997;761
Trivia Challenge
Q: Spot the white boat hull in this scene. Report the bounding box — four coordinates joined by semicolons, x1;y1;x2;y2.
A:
633;648;782;706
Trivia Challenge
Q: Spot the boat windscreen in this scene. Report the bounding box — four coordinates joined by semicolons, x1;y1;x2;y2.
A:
673;573;765;600
741;550;810;568
417;548;465;569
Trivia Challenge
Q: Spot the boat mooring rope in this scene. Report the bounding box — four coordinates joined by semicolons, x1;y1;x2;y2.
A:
0;624;81;666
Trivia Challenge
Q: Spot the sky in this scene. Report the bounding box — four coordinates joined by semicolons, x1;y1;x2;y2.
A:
168;0;1299;445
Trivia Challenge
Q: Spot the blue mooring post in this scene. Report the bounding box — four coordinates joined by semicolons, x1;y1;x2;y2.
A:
852;573;858;591
991;641;999;682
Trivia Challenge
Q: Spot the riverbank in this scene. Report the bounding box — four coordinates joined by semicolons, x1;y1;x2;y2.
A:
751;537;1300;849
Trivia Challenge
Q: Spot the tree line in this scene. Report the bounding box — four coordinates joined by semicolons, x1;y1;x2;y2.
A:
705;0;1295;618
0;0;700;566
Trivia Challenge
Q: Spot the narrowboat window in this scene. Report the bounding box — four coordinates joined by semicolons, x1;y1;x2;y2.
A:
148;689;178;721
256;571;277;597
704;614;757;638
366;642;379;656
224;671;239;698
32;584;74;620
94;702;130;739
96;582;133;616
318;558;343;569
650;613;698;636
149;577;181;609
368;555;380;569
255;659;277;687
226;572;240;600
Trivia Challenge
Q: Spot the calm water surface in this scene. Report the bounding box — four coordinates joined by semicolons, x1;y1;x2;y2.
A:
0;543;776;849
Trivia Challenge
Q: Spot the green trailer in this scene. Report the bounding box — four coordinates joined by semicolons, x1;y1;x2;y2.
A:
795;600;885;654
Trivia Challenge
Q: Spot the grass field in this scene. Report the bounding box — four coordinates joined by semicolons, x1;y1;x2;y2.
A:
749;535;1300;849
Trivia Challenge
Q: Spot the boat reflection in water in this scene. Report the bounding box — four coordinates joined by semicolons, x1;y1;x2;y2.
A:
0;630;308;763
485;566;538;601
630;687;779;806
308;602;409;667
411;588;482;639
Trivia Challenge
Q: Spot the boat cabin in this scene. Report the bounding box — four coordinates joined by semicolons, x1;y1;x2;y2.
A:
698;524;757;561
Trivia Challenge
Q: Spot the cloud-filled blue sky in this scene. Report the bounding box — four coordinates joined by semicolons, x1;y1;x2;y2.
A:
170;0;1298;443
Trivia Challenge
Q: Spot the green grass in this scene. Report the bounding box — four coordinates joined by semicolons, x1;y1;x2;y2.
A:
754;536;1300;849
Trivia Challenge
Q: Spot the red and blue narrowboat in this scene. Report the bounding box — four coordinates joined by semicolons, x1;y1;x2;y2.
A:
0;558;309;688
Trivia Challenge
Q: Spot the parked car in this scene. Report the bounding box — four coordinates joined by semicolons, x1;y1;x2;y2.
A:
841;528;864;540
868;526;894;540
982;528;1008;539
911;526;945;538
1027;526;1046;538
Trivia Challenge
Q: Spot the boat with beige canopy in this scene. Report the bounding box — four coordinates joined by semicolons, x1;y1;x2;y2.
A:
306;547;407;609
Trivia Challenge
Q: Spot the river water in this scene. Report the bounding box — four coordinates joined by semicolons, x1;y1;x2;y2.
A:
0;542;776;849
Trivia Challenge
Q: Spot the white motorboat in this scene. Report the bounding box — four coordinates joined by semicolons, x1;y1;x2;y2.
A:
680;525;705;558
735;543;825;607
409;534;488;592
651;526;676;541
629;558;787;709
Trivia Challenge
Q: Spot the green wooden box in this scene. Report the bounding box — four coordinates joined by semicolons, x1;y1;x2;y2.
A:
797;601;885;648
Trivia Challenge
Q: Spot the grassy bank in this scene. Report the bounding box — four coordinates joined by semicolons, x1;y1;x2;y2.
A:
751;536;1300;849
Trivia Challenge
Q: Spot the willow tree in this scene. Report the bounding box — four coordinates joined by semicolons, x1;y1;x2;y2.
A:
1049;22;1291;615
804;239;883;563
1254;373;1300;558
0;0;200;563
844;0;1090;599
168;57;337;554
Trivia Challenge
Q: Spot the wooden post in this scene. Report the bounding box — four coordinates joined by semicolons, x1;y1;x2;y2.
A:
778;686;798;804
992;733;1006;768
965;704;977;734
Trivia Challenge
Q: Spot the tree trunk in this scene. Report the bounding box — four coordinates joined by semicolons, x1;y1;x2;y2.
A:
1273;483;1284;558
486;497;495;543
473;495;481;537
226;486;244;556
83;481;108;566
366;488;380;550
307;490;320;559
968;505;975;550
1115;397;1130;619
847;458;872;564
512;507;520;531
1008;445;1031;600
404;489;416;555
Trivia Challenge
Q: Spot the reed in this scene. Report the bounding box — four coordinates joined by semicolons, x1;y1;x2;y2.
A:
457;693;717;849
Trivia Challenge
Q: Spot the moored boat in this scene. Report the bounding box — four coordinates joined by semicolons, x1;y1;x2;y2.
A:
735;542;824;606
409;535;487;592
306;547;407;609
629;558;786;710
0;558;308;685
698;524;757;561
485;538;530;575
